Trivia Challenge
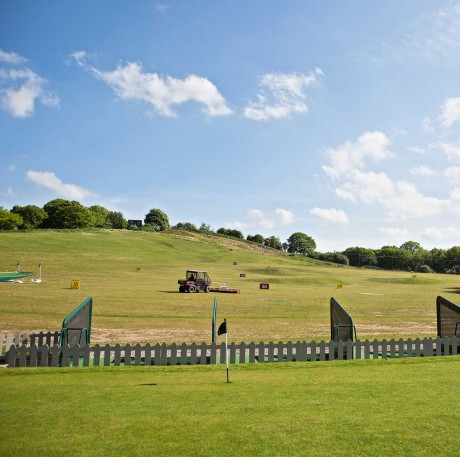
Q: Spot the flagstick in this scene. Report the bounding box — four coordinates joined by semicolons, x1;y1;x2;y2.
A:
225;331;229;383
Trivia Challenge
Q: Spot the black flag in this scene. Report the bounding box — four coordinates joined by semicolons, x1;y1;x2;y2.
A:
217;319;227;335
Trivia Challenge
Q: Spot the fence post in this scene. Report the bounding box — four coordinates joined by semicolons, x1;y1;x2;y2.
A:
200;342;207;365
104;344;112;366
29;345;38;367
144;343;152;366
328;341;335;361
381;339;388;359
310;341;317;362
209;342;216;365
40;344;49;367
219;342;226;365
7;345;17;367
258;342;265;363
372;339;379;359
239;342;246;364
249;342;256;363
180;342;187;365
277;341;284;362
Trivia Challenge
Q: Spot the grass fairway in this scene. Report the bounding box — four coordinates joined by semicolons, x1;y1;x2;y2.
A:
1;357;459;457
1;230;460;343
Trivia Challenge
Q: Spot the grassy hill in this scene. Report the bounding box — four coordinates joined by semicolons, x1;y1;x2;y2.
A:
1;229;459;343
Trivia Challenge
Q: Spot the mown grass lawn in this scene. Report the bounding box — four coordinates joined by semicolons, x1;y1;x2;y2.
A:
1;230;460;343
1;356;459;457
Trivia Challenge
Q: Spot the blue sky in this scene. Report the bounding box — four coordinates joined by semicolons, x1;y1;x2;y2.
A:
2;1;460;251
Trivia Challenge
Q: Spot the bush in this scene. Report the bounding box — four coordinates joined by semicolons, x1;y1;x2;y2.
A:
418;265;433;273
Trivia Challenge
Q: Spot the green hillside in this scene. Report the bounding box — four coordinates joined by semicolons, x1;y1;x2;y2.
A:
1;229;459;343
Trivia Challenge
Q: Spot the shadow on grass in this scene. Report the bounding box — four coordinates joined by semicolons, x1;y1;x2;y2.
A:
139;383;157;386
444;287;460;294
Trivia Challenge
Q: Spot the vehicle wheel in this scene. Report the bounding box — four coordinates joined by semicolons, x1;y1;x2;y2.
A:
188;285;195;293
179;286;185;293
205;286;210;293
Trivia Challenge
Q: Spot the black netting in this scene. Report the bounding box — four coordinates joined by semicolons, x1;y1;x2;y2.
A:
436;296;460;337
330;297;355;342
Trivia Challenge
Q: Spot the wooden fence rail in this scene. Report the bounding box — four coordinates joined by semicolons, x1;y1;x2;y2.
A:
0;331;60;364
6;336;459;368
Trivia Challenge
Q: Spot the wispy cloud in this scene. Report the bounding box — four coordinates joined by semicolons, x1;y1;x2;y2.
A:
322;132;455;221
70;51;233;118
440;97;460;128
423;226;460;241
379;227;410;237
227;208;294;231
1;186;16;198
155;3;170;16
26;171;95;200
445;167;460;185
243;68;323;121
438;141;460;162
409;165;437;176
310;207;349;225
0;50;59;118
374;4;460;63
0;50;27;65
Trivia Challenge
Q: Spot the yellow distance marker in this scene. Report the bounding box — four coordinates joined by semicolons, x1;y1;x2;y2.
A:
71;280;81;289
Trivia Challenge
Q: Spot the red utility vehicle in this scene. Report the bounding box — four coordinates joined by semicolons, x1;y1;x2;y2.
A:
178;270;212;293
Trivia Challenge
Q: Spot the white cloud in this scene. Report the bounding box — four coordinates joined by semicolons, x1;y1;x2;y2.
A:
155;3;170;16
379;227;410;237
227;208;294;231
323;132;451;221
26;171;95;200
71;52;232;118
0;66;60;118
438;142;460;162
322;131;392;178
407;146;426;155
423;226;460;241
409;165;437;176
440;97;460;128
421;116;435;133
244;68;323;121
1;186;16;198
0;49;27;65
310;207;349;225
445;167;460;185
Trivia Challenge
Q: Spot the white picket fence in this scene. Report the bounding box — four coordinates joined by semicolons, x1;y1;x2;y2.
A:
4;336;460;368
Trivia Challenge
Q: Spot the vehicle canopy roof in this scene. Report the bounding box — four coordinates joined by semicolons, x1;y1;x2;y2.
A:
185;270;211;281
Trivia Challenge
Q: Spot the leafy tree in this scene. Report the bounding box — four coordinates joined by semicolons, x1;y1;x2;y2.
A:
144;208;170;231
318;252;349;265
217;228;244;239
0;207;22;230
445;246;460;271
89;205;111;228
376;246;412;270
400;241;423;253
42;199;71;228
247;234;265;244
11;205;47;229
172;222;197;231
342;247;377;267
287;232;316;256
107;211;128;229
199;223;212;232
55;202;95;229
429;248;447;273
264;236;283;250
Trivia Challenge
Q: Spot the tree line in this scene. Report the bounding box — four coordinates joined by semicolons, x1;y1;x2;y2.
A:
1;201;459;273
